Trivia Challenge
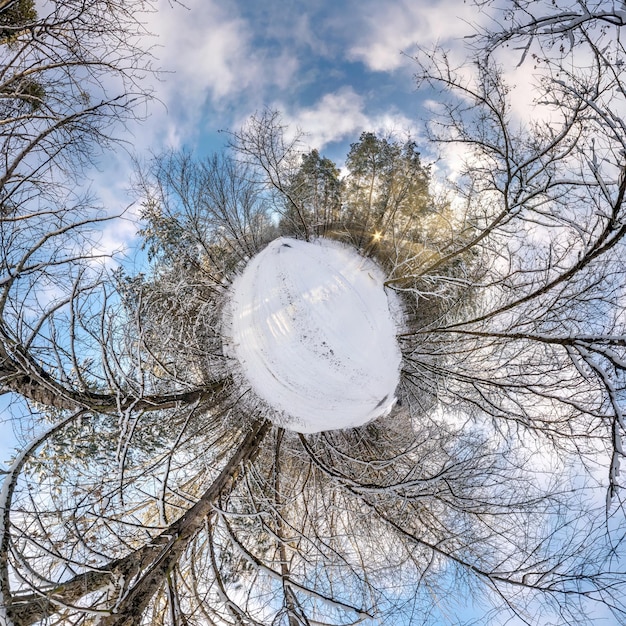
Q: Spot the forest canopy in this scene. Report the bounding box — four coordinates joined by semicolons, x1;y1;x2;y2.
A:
1;1;626;625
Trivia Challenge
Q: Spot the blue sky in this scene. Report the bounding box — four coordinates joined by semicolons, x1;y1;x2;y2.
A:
1;2;625;624
2;0;486;462
83;0;501;264
134;0;484;160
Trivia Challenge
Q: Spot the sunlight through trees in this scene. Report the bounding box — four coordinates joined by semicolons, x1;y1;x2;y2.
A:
1;2;626;625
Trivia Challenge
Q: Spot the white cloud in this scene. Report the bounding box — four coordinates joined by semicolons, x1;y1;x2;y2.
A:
92;208;143;264
282;87;417;152
347;0;485;72
141;1;301;149
283;88;369;148
147;1;255;106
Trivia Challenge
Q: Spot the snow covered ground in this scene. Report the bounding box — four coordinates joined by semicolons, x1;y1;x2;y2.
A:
225;237;402;433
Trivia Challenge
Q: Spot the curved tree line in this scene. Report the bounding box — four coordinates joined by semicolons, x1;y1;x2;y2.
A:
1;1;626;625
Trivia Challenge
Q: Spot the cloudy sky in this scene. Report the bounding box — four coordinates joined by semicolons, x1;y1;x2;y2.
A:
78;0;506;268
135;0;487;161
0;3;623;623
0;0;497;472
0;0;536;488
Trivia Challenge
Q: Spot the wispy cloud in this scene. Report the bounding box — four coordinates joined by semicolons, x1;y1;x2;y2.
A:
283;88;369;149
281;87;417;154
347;0;482;72
148;1;255;105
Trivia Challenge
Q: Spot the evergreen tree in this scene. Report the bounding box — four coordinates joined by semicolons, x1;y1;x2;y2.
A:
344;132;432;248
281;149;343;238
0;0;36;43
2;2;626;625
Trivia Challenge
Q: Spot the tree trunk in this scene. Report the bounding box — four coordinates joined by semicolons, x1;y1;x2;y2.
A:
7;418;271;626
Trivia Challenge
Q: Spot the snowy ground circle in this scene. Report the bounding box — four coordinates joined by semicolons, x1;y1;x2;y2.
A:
225;237;402;433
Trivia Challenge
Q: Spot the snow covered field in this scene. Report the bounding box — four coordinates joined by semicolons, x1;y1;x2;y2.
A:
225;237;402;433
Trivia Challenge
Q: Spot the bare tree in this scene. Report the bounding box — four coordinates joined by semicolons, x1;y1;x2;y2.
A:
409;0;626;497
2;1;626;625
